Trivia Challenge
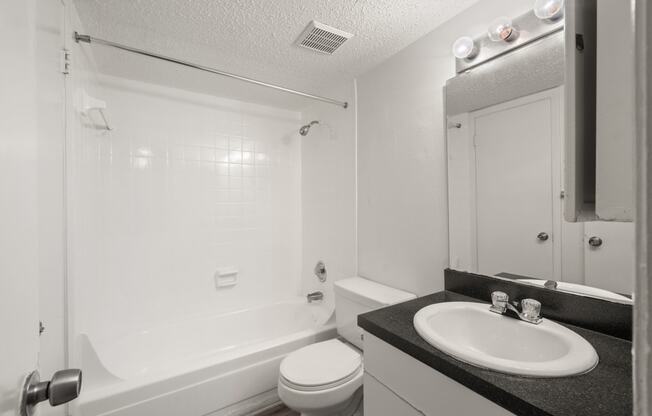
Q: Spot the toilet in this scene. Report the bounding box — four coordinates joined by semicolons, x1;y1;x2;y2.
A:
278;277;416;416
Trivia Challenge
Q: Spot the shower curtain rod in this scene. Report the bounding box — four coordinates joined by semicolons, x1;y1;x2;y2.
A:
74;32;349;109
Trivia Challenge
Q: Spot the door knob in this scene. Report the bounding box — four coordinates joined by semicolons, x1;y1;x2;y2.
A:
537;232;549;241
21;369;82;416
588;236;603;247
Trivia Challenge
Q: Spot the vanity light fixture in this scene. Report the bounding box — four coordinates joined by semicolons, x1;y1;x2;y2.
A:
452;36;478;59
533;0;565;21
487;17;517;42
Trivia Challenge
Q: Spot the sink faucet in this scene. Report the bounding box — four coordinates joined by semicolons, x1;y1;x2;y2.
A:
307;291;324;303
489;291;542;324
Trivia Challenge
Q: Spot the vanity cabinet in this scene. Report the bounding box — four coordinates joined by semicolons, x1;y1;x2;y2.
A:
364;374;423;416
363;331;515;416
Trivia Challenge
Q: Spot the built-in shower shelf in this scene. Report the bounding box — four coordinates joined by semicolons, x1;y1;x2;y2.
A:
75;88;111;131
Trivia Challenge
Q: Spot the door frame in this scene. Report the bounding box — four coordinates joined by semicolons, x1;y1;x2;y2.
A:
634;0;651;412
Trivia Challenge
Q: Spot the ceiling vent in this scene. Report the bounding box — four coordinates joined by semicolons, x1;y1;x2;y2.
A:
296;21;353;55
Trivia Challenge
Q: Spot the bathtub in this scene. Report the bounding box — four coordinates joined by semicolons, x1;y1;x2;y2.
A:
74;298;335;416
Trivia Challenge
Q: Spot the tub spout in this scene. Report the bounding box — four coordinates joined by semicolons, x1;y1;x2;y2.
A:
307;291;324;303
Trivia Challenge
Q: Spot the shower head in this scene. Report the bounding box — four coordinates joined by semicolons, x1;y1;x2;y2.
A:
299;120;319;136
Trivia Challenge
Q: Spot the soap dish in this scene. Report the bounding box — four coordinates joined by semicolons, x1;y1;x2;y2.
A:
215;267;238;288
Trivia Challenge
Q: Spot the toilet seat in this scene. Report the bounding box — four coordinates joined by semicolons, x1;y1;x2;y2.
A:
280;339;362;392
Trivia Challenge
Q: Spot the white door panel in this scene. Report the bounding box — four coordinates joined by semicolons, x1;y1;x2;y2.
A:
0;1;42;415
36;1;68;411
1;1;73;415
473;94;556;280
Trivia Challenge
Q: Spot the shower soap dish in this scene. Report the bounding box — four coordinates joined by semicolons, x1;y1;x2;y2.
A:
215;267;238;288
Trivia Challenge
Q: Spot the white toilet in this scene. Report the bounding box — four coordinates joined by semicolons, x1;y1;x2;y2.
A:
278;277;416;416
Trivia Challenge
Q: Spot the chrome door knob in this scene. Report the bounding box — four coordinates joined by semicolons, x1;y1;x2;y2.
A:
588;236;603;247
21;369;82;416
537;232;549;241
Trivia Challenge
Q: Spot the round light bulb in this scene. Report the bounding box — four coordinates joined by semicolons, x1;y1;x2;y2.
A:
487;17;516;42
533;0;565;20
452;36;477;59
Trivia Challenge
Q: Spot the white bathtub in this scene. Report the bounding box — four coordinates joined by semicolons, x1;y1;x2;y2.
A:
74;299;335;416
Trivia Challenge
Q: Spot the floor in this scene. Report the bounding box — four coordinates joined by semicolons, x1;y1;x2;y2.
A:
256;405;298;416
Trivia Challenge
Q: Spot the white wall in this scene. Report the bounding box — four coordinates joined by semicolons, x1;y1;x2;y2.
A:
356;0;533;295
69;76;303;341
300;83;357;309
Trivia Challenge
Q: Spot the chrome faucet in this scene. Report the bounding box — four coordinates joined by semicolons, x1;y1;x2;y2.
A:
489;291;543;324
307;291;324;303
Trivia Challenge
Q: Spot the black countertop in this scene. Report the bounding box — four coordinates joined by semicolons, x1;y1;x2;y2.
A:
358;291;632;416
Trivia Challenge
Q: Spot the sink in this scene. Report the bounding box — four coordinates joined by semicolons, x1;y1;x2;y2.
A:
413;302;598;377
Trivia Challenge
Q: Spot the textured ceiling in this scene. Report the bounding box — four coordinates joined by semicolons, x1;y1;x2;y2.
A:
73;0;480;109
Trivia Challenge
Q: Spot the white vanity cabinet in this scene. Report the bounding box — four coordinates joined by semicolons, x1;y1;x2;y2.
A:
363;331;516;416
364;374;423;416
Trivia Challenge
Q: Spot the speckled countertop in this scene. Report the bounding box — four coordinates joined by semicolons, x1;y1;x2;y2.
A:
358;291;632;416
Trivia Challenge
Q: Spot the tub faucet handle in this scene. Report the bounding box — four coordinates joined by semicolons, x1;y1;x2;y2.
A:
307;291;324;303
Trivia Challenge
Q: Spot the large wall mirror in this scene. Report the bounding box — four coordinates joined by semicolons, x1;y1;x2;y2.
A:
445;0;634;303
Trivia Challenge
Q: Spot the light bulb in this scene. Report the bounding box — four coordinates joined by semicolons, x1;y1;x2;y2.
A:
534;0;564;20
452;36;477;59
487;17;516;42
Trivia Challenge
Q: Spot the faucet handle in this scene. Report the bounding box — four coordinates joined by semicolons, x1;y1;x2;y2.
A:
492;291;508;304
490;291;509;313
520;299;542;322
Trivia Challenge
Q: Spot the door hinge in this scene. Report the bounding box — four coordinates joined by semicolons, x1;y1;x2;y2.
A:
60;49;71;75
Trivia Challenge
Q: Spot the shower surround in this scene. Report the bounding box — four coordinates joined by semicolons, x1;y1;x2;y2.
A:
66;74;340;414
70;76;304;339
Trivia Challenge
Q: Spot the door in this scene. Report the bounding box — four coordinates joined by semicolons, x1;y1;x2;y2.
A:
0;1;43;415
1;1;81;415
584;221;636;295
473;93;557;279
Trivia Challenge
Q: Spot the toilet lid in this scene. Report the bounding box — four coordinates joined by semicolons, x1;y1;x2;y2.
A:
280;339;362;389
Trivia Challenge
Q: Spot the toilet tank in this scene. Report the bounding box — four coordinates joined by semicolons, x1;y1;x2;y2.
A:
334;277;416;349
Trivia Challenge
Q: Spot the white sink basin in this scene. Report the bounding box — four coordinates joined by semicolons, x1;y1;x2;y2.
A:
413;302;598;377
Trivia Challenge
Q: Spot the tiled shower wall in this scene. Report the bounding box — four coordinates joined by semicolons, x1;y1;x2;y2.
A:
69;76;302;340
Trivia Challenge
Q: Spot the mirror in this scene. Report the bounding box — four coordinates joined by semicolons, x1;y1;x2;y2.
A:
445;0;634;304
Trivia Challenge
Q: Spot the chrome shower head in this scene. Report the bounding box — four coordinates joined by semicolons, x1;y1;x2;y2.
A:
299;120;319;136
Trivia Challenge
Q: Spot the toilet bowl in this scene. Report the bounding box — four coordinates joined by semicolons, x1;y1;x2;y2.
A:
278;277;416;416
278;339;363;416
